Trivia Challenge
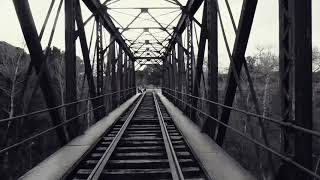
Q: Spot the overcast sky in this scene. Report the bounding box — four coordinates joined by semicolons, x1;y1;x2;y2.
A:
0;0;319;70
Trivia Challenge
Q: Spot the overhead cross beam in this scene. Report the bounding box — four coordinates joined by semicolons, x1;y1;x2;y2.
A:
135;57;163;60
165;0;204;57
82;0;135;60
103;2;186;62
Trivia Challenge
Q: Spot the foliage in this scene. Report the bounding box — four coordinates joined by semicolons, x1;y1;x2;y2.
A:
136;64;162;87
0;42;88;179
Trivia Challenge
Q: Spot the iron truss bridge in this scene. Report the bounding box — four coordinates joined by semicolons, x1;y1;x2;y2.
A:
0;0;317;180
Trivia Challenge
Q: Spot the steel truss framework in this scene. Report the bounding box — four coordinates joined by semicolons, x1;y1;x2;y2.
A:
6;0;315;179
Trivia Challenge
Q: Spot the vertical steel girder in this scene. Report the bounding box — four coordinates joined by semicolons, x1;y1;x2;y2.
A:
189;1;218;138
161;62;165;88
96;16;105;117
105;38;112;114
109;37;117;109
167;55;173;90
96;17;104;98
204;0;218;138
192;3;207;127
192;3;207;85
128;60;132;91
12;0;69;144
123;55;128;99
292;1;312;178
75;0;105;121
186;18;194;97
171;46;178;104
215;0;258;146
279;0;294;159
185;18;194;117
163;57;171;90
65;0;79;139
177;35;185;109
130;60;135;95
118;47;123;104
132;60;136;94
162;59;167;88
162;60;167;89
278;1;312;179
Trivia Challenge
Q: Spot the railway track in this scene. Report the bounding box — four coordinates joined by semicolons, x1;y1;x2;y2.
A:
65;91;209;180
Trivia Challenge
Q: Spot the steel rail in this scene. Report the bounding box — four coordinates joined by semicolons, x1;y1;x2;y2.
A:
0;88;135;124
161;90;320;180
87;92;146;180
162;87;320;138
153;92;185;180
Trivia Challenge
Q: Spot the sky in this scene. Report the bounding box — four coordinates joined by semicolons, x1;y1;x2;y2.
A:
0;0;319;70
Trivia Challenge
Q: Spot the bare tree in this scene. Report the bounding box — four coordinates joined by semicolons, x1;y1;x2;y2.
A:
312;47;320;72
0;43;30;179
47;47;66;121
238;47;278;179
312;47;320;178
312;47;320;104
0;45;29;147
254;48;277;130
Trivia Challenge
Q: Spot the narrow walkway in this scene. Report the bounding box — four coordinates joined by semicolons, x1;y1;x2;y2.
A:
158;92;255;180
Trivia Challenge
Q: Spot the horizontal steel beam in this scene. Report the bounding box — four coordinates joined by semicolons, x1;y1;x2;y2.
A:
136;63;160;66
107;7;182;9
82;0;135;60
135;56;163;60
117;27;174;30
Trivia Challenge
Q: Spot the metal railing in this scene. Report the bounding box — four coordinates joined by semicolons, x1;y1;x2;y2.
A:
161;87;320;179
0;87;136;155
162;87;320;138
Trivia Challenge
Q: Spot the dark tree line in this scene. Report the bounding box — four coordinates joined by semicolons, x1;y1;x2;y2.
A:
0;42;87;179
136;64;162;87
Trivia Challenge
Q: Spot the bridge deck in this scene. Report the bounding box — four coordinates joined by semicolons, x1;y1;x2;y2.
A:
19;91;255;180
